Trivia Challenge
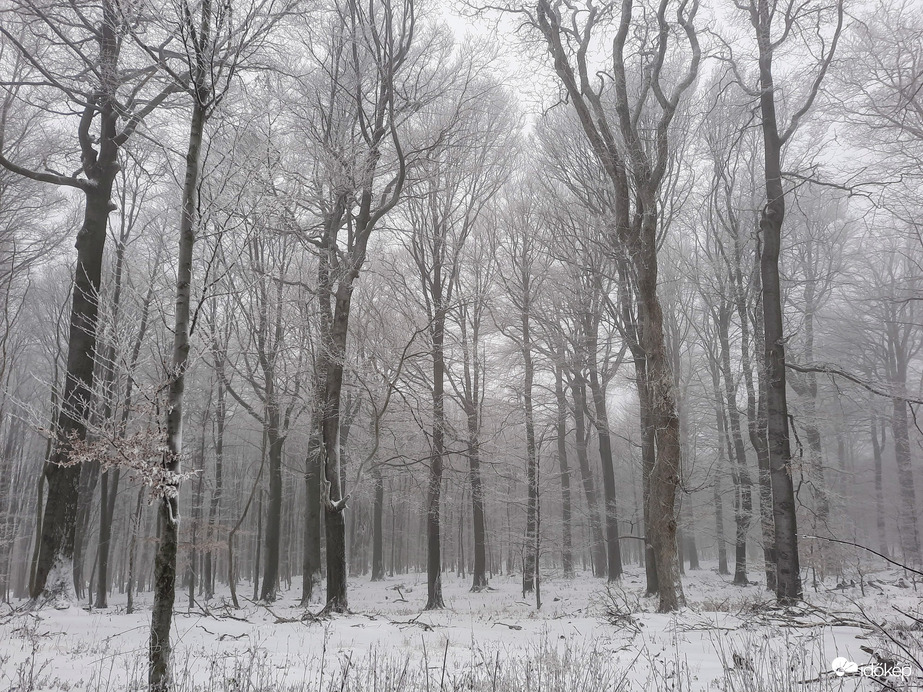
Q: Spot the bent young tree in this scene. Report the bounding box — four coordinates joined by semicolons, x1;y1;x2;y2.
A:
533;0;700;611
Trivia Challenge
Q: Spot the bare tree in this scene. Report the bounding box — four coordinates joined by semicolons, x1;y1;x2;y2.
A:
733;0;843;602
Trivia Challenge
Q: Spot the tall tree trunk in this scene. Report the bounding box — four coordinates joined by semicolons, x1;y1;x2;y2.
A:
371;464;384;581
302;423;322;604
30;0;123;601
319;279;355;613
126;486;144;615
521;292;538;594
870;417;888;558
716;310;752;585
260;414;283;602
891;395;920;563
554;360;574;578
425;308;446;610
33;181;115;601
741;272;776;591
587;362;622;582
753;0;805;603
203;376;225;599
150;92;206;691
570;374;607;577
635;213;685;612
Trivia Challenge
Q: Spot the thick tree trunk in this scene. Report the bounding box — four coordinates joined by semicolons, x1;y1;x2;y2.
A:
33;183;115;601
637;286;685;611
318;279;355;613
260;417;283;602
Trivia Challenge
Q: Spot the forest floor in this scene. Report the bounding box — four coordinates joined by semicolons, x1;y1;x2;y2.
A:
1;563;921;691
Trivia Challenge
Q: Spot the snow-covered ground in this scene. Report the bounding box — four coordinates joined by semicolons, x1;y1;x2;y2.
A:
1;564;921;691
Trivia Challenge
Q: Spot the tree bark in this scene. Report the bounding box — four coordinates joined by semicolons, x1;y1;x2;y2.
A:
371;464;384;581
570;373;607;577
716;308;752;585
587;359;622;581
554;359;574;578
150;89;206;690
521;283;538;594
870;416;888;558
425;306;446;610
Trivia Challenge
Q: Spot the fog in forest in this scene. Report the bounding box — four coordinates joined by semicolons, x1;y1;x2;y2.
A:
1;0;922;689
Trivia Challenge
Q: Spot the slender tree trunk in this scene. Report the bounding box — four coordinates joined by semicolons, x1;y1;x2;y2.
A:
260;416;283;602
521;293;538;594
891;394;920;564
150;93;206;691
302;425;322;604
253;491;262;601
126;486;144;615
203;377;225;599
570;374;607;577
753;0;803;602
741;276;776;590
425;308;446;610
716;310;752;585
371;464;384;581
554;360;574;578
871;417;888;558
588;362;622;581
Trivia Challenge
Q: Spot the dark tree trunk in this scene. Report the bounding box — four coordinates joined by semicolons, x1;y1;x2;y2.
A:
203;375;225;599
150;87;207;689
29;0;124;601
260;417;283;602
741;267;776;591
371;464;384;581
716;309;752;585
33;182;115;601
870;417;888;558
570;374;607;577
891;395;920;563
554;360;574;578
425;308;446;610
521;291;538;594
302;423;322;604
588;363;622;581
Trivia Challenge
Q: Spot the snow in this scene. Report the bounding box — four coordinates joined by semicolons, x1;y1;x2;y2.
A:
1;564;921;690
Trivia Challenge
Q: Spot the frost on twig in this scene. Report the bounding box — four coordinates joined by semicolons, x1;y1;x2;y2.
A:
39;427;196;504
